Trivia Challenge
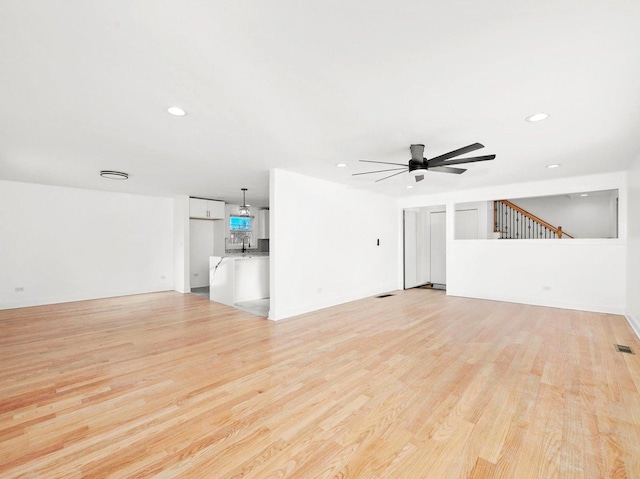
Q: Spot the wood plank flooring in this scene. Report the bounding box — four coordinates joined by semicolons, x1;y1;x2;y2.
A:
1;290;639;478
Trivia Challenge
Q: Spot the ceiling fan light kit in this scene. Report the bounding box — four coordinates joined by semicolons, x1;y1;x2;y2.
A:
355;142;496;183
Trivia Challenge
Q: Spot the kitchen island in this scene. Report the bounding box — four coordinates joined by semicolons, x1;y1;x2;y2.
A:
209;255;269;309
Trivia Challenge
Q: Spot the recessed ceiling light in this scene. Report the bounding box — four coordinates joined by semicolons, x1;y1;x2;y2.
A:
167;107;186;116
406;185;413;189
580;193;588;197
336;163;347;168
100;170;129;180
526;112;549;122
546;164;561;169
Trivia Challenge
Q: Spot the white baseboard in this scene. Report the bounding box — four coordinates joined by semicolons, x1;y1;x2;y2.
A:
626;314;640;341
268;287;394;321
445;289;625;316
0;287;173;311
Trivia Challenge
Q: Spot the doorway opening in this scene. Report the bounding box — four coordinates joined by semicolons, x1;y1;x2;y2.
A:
403;206;446;290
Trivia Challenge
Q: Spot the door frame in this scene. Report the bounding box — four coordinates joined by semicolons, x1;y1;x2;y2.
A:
403;206;446;290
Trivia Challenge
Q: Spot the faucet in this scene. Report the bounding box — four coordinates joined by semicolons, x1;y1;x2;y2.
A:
241;236;251;253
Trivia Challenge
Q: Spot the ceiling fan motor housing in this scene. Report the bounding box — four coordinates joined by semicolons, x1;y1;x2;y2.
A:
408;159;427;172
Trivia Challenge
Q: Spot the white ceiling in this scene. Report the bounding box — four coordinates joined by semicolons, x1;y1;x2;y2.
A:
2;1;640;207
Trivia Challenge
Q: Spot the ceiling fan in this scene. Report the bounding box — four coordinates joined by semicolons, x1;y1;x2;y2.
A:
354;143;496;183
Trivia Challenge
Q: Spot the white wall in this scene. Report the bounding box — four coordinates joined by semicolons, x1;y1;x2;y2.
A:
400;171;627;314
173;195;190;293
189;220;215;288
189;215;225;289
0;180;174;309
627;155;640;337
448;240;625;313
270;169;400;320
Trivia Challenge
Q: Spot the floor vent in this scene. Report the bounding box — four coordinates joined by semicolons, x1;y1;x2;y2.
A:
615;344;635;354
376;294;394;298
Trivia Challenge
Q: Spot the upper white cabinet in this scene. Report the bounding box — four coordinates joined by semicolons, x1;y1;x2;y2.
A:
190;198;225;219
258;209;270;239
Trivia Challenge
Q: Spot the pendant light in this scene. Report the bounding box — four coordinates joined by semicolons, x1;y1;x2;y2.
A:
239;188;250;216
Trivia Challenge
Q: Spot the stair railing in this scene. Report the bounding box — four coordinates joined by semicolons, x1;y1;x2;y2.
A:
493;200;574;239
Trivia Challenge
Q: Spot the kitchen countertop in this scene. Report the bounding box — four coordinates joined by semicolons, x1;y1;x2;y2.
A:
224;252;269;258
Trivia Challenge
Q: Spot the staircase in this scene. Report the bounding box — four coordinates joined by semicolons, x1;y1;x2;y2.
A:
494;200;574;239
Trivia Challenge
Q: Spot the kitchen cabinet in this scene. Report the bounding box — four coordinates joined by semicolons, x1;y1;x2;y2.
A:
190;198;224;219
258;209;270;239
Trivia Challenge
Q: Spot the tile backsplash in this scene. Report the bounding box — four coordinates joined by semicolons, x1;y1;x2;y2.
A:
225;238;269;255
257;239;269;253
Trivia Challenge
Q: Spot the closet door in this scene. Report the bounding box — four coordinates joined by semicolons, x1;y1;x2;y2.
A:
403;210;419;289
430;211;446;285
455;209;479;239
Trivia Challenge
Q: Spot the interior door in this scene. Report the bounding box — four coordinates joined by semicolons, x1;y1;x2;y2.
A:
403;210;419;288
430;211;446;285
455;209;479;239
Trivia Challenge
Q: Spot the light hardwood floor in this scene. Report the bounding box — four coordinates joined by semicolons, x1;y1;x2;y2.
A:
1;290;639;478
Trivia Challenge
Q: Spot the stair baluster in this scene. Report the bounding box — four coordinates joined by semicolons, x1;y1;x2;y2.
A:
493;200;573;239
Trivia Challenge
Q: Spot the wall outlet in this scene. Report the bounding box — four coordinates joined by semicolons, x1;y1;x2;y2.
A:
194;273;199;277
14;287;24;292
542;286;551;291
160;275;166;279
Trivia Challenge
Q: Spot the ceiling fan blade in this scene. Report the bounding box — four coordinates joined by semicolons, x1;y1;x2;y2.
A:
415;174;424;182
359;160;408;166
375;170;407;182
410;144;425;162
352;167;407;176
429;166;467;174
428;143;484;163
428;154;495;167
